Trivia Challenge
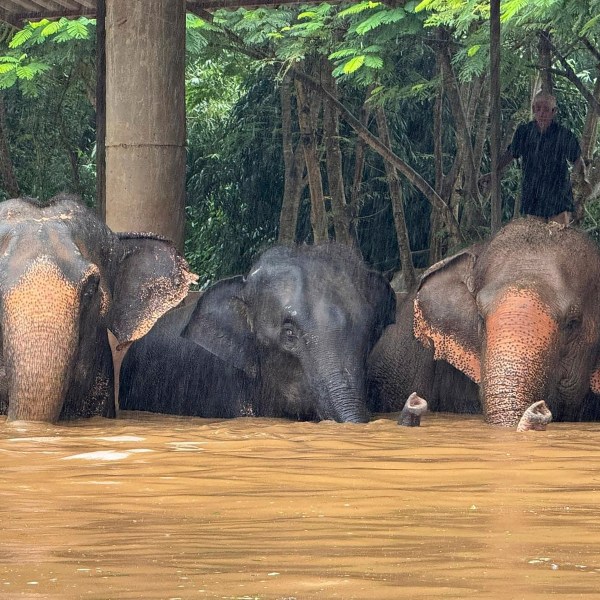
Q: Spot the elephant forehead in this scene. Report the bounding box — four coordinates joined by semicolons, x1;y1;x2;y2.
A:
486;285;560;316
485;287;558;345
477;270;575;317
4;257;80;325
0;215;79;264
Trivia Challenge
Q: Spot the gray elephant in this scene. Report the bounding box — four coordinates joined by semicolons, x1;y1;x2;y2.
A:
119;243;396;423
0;194;196;422
368;217;600;427
368;291;480;416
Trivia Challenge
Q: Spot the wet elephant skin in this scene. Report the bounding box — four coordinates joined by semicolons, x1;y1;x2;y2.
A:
368;217;600;426
119;243;396;423
0;194;195;422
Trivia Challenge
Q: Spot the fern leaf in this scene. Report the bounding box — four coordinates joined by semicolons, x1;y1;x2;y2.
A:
41;21;61;37
343;55;365;74
414;0;437;13
580;13;600;35
0;71;17;88
329;48;358;59
66;20;90;40
297;11;317;20
27;61;51;75
338;2;381;18
9;29;32;48
363;55;383;69
29;19;51;30
15;65;34;80
0;63;15;74
355;8;405;35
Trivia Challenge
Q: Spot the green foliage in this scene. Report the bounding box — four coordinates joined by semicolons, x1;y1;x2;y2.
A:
1;1;599;279
0;54;50;90
185;60;280;283
10;17;92;48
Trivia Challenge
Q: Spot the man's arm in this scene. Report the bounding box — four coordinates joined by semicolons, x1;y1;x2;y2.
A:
479;148;515;192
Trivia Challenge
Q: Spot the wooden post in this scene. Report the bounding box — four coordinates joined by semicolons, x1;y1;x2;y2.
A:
95;0;106;220
105;0;186;249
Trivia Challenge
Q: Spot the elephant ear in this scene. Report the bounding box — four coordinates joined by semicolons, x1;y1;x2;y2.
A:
366;269;397;349
414;247;482;383
108;233;198;350
590;364;600;394
181;276;259;378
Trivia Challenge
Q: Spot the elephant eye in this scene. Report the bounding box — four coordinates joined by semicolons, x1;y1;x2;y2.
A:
564;316;581;331
281;322;299;348
82;275;100;299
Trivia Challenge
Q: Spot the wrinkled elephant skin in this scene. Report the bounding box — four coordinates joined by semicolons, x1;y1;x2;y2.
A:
119;244;396;423
368;218;600;426
0;194;196;422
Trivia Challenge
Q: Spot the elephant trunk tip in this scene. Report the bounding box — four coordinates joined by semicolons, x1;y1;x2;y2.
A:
516;400;553;432
398;391;428;427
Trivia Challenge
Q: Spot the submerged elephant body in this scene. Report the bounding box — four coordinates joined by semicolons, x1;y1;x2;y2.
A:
120;243;396;423
368;291;480;416
0;195;195;422
369;218;600;426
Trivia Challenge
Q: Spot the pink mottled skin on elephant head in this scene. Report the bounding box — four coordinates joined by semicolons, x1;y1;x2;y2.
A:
414;298;481;384
411;219;600;428
482;287;558;427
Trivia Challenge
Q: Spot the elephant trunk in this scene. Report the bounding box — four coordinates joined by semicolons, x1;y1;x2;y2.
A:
3;260;79;422
482;288;558;427
321;372;369;423
398;392;428;427
516;400;553;432
311;343;369;423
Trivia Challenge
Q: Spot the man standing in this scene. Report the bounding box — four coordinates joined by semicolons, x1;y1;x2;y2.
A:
483;92;589;225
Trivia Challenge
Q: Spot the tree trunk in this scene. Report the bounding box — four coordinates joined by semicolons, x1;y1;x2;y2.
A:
429;84;444;265
293;68;464;244
349;85;374;246
489;0;502;233
322;61;353;246
294;74;328;243
537;29;554;95
278;72;306;244
573;71;600;220
437;29;480;211
581;70;600;162
375;106;415;289
0;93;19;198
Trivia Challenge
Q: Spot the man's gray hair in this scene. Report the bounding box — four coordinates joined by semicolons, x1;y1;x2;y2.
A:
533;91;557;108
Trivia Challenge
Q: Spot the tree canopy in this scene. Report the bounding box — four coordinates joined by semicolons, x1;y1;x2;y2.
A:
0;1;598;284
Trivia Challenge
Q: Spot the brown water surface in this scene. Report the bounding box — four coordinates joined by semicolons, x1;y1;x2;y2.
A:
0;412;599;599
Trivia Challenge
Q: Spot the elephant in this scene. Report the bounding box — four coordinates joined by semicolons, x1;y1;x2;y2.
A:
368;290;481;417
119;243;396;423
368;217;600;427
0;194;196;422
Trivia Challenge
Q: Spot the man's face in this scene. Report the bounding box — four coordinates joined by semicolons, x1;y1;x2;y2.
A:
532;98;556;131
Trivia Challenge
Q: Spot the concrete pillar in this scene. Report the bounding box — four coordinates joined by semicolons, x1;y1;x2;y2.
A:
105;0;186;249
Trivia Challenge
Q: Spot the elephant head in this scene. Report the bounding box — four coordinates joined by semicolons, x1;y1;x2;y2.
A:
181;244;396;423
413;218;600;427
0;194;196;422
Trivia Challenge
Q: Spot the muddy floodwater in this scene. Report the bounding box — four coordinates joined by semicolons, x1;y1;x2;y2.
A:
0;412;599;600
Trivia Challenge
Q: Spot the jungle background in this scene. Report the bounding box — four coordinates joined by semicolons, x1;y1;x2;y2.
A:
0;0;599;288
